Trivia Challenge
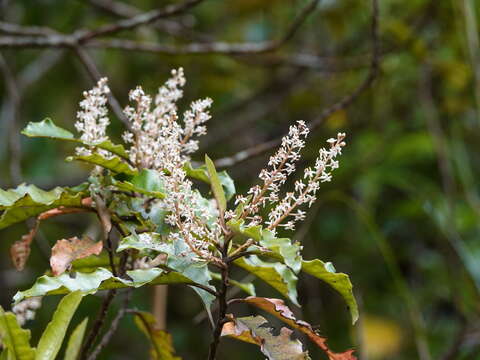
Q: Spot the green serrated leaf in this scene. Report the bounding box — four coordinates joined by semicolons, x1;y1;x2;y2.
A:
0;307;35;360
302;259;358;324
184;162;235;200
13;268;204;304
36;291;83;360
0;184;84;230
234;256;299;306
67;153;137;176
113;169;165;198
205;155;226;213
22;119;129;159
134;312;181;360
64;318;88;360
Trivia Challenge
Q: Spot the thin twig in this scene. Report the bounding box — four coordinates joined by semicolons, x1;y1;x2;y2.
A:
0;21;58;36
80;289;117;360
77;0;205;42
86;289;132;360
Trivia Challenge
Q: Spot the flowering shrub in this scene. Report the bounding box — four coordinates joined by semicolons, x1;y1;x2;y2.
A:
0;69;357;360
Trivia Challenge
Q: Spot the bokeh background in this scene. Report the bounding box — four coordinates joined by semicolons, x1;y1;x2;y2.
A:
1;0;480;359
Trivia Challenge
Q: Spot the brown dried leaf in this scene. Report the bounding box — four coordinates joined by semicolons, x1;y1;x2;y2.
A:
50;236;103;276
229;297;357;360
222;315;309;360
10;224;38;271
37;206;89;220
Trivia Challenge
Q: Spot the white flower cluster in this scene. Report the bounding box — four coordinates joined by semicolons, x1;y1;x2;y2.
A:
266;132;346;232
235;121;309;223
74;78;110;156
12;296;42;325
163;165;221;261
122;68;212;170
236;121;345;234
121;69;217;261
74;70;217;261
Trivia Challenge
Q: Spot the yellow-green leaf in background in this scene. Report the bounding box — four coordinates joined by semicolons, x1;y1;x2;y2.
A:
64;318;88;360
35;291;84;360
134;311;181;360
0;307;35;360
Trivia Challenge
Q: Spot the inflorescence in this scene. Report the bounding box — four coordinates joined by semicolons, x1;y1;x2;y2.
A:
74;68;346;261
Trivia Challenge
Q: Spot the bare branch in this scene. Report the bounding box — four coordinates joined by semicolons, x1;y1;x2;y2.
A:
86;289;132;360
0;0;319;55
0;21;58;36
80;289;117;360
85;0;213;42
214;0;380;168
77;0;205;42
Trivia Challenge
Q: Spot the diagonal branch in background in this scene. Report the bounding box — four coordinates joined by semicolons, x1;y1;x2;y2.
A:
202;68;308;149
0;0;320;55
85;0;213;42
83;0;321;55
0;21;58;36
77;0;205;42
214;0;380;168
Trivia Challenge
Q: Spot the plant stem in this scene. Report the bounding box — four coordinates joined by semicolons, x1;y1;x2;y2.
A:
79;289;117;360
207;243;230;359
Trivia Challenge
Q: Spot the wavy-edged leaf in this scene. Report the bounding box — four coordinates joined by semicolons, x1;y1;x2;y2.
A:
117;233;216;321
0;185;84;230
230;297;357;360
234;256;298;306
227;219;263;242
302;259;358;324
222;315;309;360
64;318;88;360
134;311;181;360
0;307;35;360
260;231;302;274
22;119;128;159
36;291;83;360
21;118;74;141
210;272;256;296
13;268;204;304
183;162;235;200
67;153;137;176
113;169;165;198
50;237;103;276
204;155;226;212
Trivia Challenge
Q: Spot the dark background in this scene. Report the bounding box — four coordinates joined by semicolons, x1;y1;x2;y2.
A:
1;0;480;359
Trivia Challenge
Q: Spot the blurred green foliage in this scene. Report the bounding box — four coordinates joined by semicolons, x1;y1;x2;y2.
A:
1;0;480;359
